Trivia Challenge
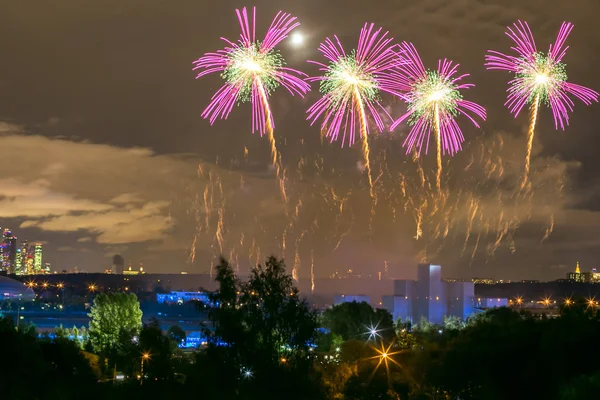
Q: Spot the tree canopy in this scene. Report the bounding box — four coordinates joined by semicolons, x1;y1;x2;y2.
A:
88;292;143;353
321;301;395;342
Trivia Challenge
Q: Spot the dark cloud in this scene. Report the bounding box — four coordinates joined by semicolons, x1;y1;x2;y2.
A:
0;0;599;279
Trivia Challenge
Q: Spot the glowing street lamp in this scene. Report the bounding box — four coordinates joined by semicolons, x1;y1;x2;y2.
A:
140;352;150;385
366;340;402;381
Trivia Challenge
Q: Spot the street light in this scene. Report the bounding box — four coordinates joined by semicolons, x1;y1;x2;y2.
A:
140;352;150;385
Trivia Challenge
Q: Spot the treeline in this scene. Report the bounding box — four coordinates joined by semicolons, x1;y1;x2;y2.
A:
1;256;600;399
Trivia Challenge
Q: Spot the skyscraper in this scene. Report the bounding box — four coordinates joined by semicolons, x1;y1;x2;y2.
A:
21;240;34;275
1;229;18;274
34;243;43;273
15;248;22;275
113;254;125;275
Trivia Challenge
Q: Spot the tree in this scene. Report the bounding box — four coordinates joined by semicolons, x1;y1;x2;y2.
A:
138;319;175;381
194;256;325;400
88;292;143;353
321;301;395;342
167;325;186;346
55;325;90;349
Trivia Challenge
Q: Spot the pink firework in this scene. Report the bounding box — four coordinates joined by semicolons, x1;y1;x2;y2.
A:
486;21;598;130
390;42;486;158
306;23;406;148
193;7;310;136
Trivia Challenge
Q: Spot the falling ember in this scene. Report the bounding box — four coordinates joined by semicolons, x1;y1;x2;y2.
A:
414;206;423;240
216;206;224;254
541;213;555;243
310;249;315;293
292;231;306;281
292;247;300;281
282;229;287;256
189;234;197;263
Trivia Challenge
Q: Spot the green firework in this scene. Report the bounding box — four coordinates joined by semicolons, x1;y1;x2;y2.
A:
221;42;283;103
320;50;379;105
407;70;462;126
516;52;567;106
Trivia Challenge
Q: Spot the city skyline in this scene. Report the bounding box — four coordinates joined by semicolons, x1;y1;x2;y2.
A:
1;1;600;279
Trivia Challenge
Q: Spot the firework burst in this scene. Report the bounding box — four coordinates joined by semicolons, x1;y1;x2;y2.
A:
307;23;406;200
486;21;598;189
193;7;310;202
391;42;486;191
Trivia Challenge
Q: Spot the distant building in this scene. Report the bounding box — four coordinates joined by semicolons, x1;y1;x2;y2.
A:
43;262;51;274
592;268;600;284
0;275;35;301
333;294;371;305
472;278;494;285
474;298;509;308
15;249;22;275
156;291;210;305
33;243;43;273
383;264;508;324
1;229;18;274
567;262;591;283
123;263;145;276
113;254;125;275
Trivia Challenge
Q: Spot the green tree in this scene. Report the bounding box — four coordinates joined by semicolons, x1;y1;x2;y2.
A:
88;292;143;353
55;325;90;349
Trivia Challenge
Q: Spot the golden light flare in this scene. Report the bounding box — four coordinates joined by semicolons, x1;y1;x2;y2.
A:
366;340;403;381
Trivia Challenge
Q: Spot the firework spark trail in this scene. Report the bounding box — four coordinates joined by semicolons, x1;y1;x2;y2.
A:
292;230;306;281
307;22;405;206
522;93;540;190
541;213;555;243
433;104;442;192
462;197;479;255
392;42;486;192
215;176;225;255
470;231;481;265
189;234;197;264
193;7;309;207
257;80;288;204
310;249;315;293
354;88;375;203
486;21;598;180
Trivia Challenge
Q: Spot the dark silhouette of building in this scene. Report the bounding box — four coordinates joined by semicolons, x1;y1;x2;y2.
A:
113;254;125;275
1;229;17;274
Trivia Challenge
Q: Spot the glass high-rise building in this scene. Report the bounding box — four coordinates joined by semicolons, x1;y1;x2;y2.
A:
34;243;43;273
15;249;23;275
1;229;18;274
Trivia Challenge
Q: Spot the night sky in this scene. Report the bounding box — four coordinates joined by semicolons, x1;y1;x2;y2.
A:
1;0;599;281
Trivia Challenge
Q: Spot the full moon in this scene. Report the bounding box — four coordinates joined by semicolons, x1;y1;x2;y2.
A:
290;32;304;47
